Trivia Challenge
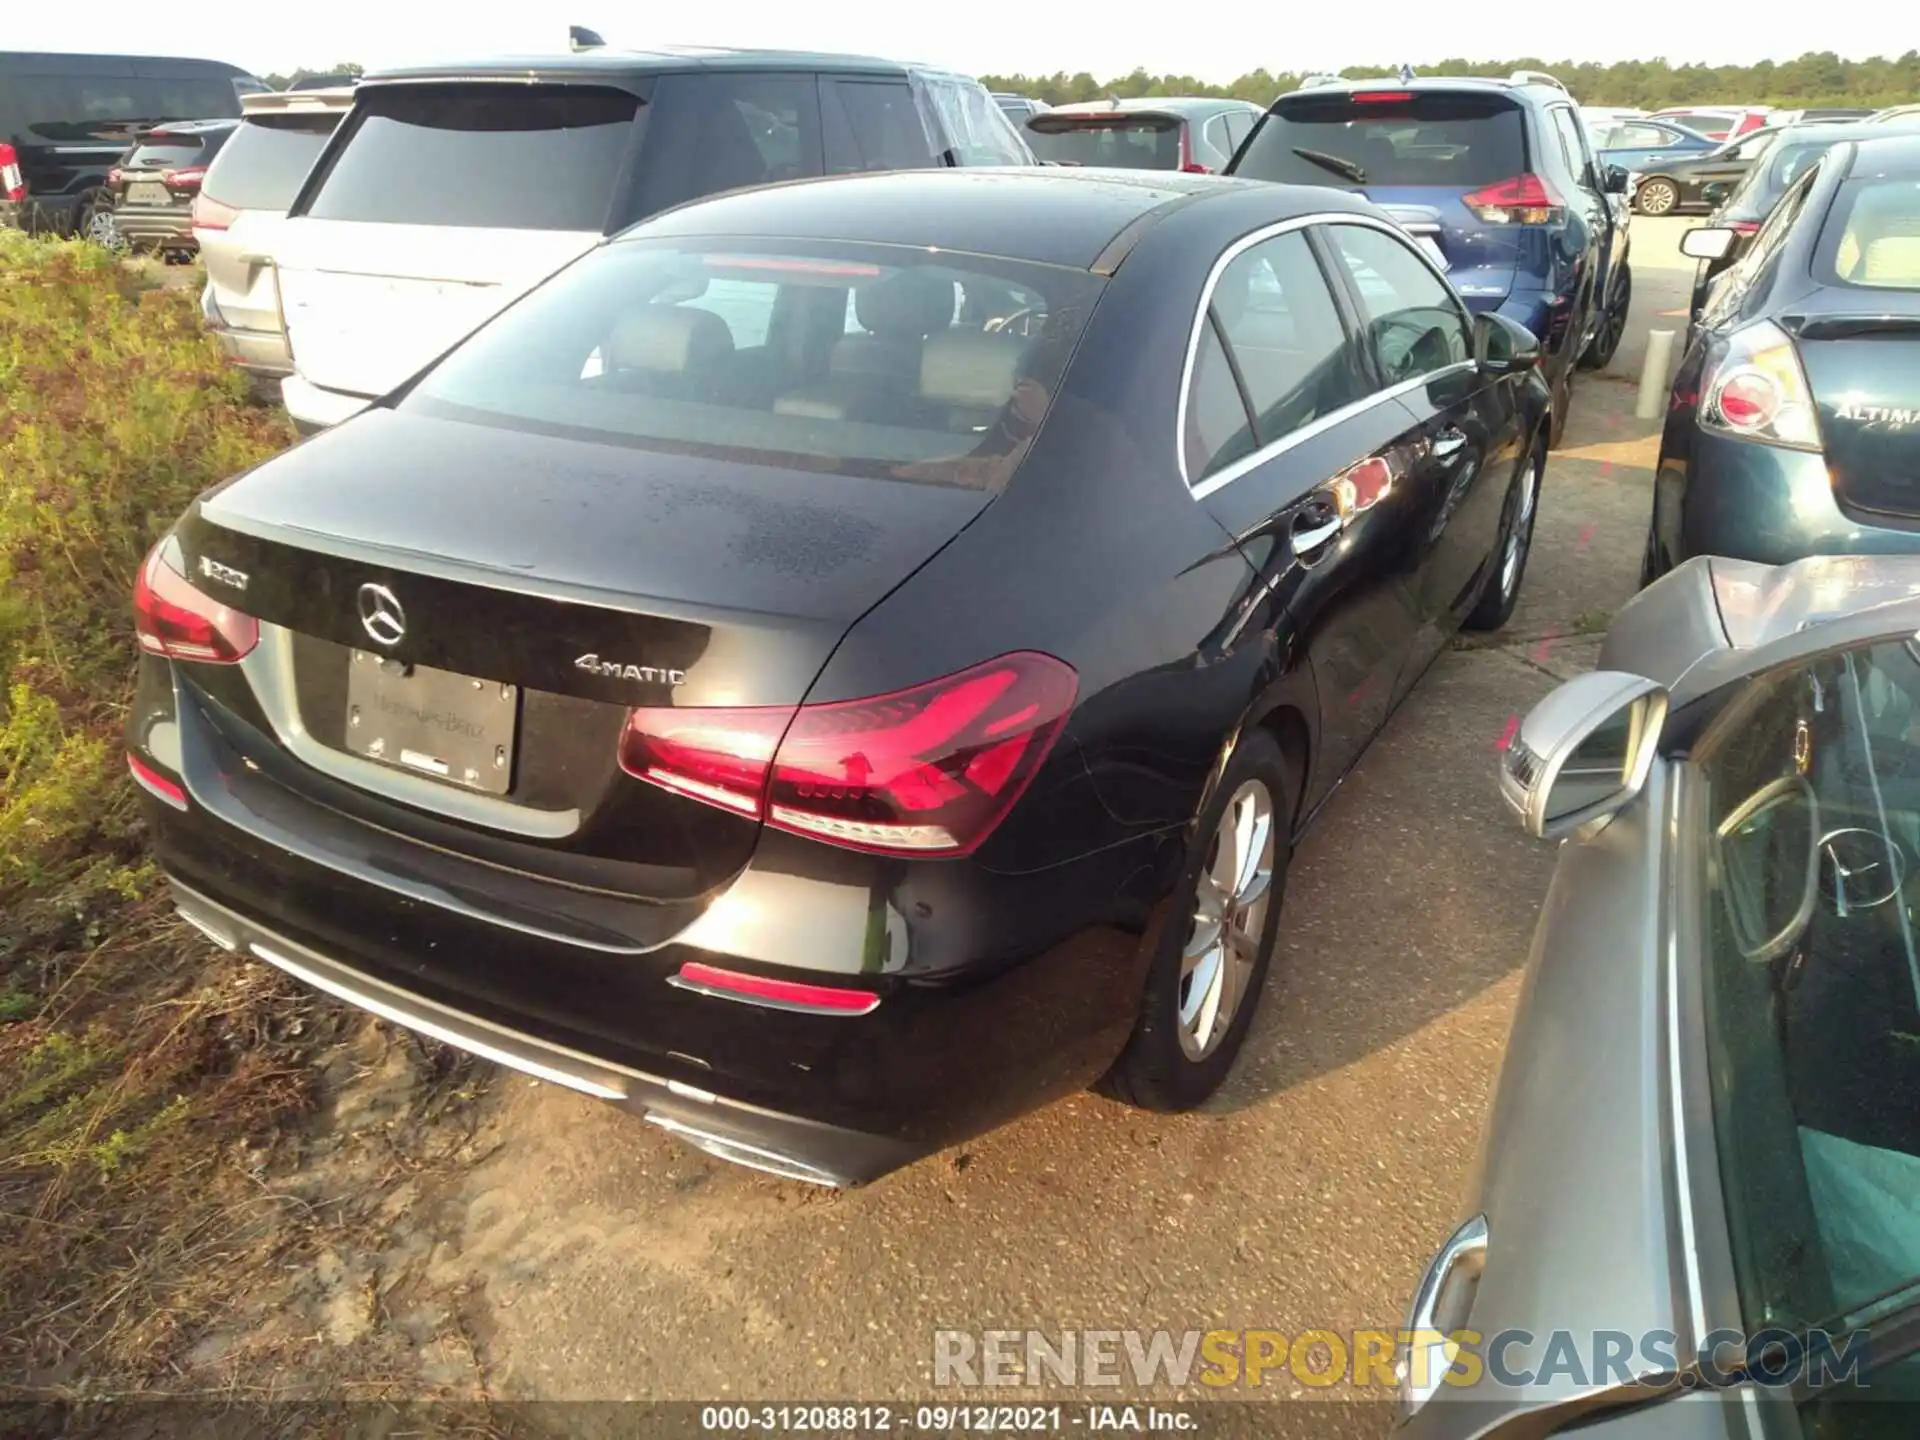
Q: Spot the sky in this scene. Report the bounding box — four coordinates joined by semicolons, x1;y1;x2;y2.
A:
8;1;1899;84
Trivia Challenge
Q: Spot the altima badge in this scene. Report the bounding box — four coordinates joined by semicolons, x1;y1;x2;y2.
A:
575;653;685;686
357;583;406;647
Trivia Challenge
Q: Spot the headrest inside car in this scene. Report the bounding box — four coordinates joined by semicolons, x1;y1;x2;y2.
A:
855;272;959;340
606;305;735;374
920;331;1022;410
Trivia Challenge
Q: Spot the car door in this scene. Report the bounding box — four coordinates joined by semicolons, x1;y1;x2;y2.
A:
1323;221;1519;688
1188;223;1432;807
1598;120;1700;173
1678;130;1776;207
1548;103;1616;326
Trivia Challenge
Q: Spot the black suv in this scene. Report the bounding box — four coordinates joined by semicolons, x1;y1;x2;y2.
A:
1229;72;1632;446
0;51;265;234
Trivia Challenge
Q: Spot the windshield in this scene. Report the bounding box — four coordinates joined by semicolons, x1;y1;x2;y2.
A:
1817;176;1920;290
403;238;1102;492
1230;92;1526;188
1696;640;1920;1421
1027;117;1183;169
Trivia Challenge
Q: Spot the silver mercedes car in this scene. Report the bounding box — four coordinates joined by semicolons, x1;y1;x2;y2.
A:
1398;554;1920;1438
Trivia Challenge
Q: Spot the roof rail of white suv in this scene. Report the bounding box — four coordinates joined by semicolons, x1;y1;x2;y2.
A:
1508;70;1570;94
241;87;357;116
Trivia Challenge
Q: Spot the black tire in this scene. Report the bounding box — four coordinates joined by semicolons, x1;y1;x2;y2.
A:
1579;262;1631;371
1639;525;1664;589
1101;731;1293;1112
1546;366;1571;450
1465;438;1547;632
1634;178;1679;217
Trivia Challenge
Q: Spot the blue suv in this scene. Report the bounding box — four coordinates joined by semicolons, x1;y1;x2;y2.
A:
1228;72;1631;447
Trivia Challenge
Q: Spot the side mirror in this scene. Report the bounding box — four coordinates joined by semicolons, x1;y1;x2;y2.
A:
1500;671;1669;840
1472;311;1540;375
1701;181;1730;207
1603;164;1628;194
1680;226;1740;261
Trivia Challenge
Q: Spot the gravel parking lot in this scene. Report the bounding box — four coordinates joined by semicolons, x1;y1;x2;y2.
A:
275;219;1704;1420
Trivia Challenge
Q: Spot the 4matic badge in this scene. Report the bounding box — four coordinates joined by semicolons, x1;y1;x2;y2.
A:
575;653;686;686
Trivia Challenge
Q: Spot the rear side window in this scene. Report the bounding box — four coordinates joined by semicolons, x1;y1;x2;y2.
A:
825;80;938;173
1185;320;1259;480
1547;107;1596;185
405;239;1102;493
1820;177;1920;290
1028;118;1183;170
1325;224;1473;382
918;78;1032;166
1231;92;1527;188
629;73;822;221
1222;111;1255;154
1210;231;1368;442
307;85;638;230
203;115;340;211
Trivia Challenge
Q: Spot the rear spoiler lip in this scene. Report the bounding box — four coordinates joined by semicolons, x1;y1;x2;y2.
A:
1782;312;1920;340
1028;113;1181;131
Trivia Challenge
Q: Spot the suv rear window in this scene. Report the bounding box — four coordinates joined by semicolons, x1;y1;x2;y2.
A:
1818;177;1920;290
126;134;206;169
404;239;1102;492
1232;92;1528;188
306;84;638;230
203;114;341;211
1027;116;1183;169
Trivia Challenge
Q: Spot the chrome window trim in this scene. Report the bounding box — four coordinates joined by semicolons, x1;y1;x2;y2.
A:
1177;210;1479;499
240;621;582;839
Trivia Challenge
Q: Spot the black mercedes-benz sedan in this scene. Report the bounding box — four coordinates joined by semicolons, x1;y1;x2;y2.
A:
1645;134;1920;584
127;169;1550;1185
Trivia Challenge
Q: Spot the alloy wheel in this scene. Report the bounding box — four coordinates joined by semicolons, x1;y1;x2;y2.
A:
1500;451;1544;600
1637;180;1677;216
1177;779;1276;1061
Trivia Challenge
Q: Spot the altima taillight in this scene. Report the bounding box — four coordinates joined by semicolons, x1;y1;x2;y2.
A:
133;541;259;663
1699;319;1823;452
619;652;1078;857
1462;173;1564;225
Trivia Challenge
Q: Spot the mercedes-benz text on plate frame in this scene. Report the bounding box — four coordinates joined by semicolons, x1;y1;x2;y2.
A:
357;582;405;647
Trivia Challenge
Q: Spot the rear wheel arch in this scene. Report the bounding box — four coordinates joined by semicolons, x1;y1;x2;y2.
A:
1253;702;1311;827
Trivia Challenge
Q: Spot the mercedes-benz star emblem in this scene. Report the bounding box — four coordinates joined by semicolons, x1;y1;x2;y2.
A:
357;582;406;647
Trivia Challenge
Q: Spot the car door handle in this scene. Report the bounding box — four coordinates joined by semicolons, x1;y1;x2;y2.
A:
1290;508;1342;561
1431;426;1470;460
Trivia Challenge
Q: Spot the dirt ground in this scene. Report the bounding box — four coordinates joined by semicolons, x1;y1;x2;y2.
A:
26;218;1704;1430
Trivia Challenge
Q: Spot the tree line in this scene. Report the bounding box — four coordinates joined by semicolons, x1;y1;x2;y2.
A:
979;52;1920;111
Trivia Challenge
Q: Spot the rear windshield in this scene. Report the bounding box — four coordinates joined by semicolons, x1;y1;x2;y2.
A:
1232;92;1527;188
403;239;1103;492
1818;177;1920;290
1027;117;1182;169
204;114;340;211
306;84;638;230
126;135;205;169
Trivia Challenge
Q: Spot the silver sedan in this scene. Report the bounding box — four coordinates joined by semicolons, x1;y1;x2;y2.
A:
1398;554;1920;1437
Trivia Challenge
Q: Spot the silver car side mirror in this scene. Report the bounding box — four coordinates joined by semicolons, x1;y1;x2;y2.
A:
1681;226;1739;261
1500;671;1669;840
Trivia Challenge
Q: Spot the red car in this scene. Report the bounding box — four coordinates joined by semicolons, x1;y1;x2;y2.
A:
1647;106;1770;142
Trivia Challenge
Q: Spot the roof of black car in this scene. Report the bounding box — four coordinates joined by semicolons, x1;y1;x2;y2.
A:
619;168;1374;269
362;46;928;85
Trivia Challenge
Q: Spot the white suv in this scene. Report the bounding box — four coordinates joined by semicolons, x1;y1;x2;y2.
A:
273;47;1033;434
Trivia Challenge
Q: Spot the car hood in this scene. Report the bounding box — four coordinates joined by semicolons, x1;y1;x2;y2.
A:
1598;555;1920;704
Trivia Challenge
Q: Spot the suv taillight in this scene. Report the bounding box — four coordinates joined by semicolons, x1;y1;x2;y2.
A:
191;191;239;230
133;540;258;664
161;165;206;192
1178;125;1209;175
1461;173;1564;225
3;144;30;202
618;653;1077;857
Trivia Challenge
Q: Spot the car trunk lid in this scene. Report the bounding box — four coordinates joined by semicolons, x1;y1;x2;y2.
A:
174;408;995;900
1790;311;1920;519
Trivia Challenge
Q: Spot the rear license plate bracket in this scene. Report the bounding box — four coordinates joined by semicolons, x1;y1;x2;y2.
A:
126;181;170;205
343;650;518;795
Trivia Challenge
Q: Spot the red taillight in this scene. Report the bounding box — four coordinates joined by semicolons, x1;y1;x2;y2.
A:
128;753;189;811
1729;220;1761;235
191;191;239;231
0;143;23;202
107;166;125;188
1353;91;1415;103
1462;173;1564;225
1176;126;1209;174
672;961;880;1016
619;652;1078;857
133;541;258;664
161;165;206;192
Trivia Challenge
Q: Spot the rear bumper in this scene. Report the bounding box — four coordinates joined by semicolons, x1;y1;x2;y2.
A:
169;878;920;1184
282;374;375;434
113;203;196;249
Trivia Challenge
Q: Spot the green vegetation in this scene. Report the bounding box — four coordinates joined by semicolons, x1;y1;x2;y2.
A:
0;232;321;1387
981;50;1920;111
